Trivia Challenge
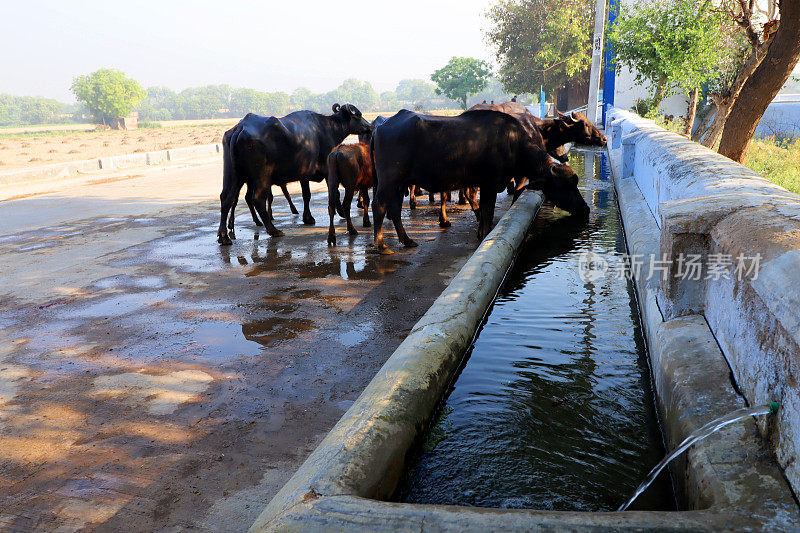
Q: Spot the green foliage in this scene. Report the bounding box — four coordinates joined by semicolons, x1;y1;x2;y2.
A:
608;0;727;103
229;88;289;117
71;68;145;125
0;94;66;126
486;0;593;95
431;57;492;109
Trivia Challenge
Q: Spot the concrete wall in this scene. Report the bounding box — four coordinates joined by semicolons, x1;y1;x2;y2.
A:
607;106;800;497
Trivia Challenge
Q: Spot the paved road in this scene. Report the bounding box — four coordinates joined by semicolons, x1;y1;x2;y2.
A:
0;160;512;531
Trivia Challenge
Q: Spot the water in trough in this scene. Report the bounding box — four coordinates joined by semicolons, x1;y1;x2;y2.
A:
395;149;677;511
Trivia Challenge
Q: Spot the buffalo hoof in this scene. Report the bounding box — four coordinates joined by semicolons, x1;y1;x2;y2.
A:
402;238;418;248
409;199;417;210
439;220;451;228
290;206;299;215
377;246;394;255
303;214;316;225
348;228;358;236
254;220;263;227
228;230;236;240
327;233;336;247
218;233;232;246
268;228;284;238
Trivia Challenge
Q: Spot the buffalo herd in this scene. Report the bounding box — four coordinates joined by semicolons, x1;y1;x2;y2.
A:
217;101;607;253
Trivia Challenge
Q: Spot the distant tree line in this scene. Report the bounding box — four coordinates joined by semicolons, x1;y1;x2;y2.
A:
136;77;534;121
136;78;465;121
0;94;78;126
0;74;533;127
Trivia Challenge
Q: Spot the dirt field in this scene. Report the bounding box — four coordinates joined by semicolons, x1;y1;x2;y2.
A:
0;111;461;173
0;124;232;171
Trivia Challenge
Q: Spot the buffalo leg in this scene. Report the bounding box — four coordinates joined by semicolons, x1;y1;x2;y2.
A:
373;189;390;253
327;193;337;247
465;187;481;224
477;188;497;240
512;177;527;203
301;179;315;225
389;193;417;248
409;185;417;210
245;187;263;226
227;192;238;238
439;192;451;228
217;186;239;245
429;190;435;204
253;186;283;238
361;188;371;227
281;184;299;214
458;189;467;205
343;188;357;236
266;187;275;221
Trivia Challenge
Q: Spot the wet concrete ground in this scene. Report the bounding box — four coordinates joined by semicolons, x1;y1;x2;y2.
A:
0;161;511;531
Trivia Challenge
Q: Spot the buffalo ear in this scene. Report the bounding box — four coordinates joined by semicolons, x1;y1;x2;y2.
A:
332;103;341;114
568;112;579;123
556;110;568;120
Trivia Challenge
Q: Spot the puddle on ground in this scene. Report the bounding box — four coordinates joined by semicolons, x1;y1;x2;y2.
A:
183;321;264;362
69;289;180;318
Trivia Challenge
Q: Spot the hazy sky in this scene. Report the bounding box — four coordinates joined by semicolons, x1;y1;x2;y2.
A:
0;0;498;102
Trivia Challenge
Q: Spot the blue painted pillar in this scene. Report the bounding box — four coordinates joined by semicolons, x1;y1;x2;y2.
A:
602;0;618;126
540;86;546;118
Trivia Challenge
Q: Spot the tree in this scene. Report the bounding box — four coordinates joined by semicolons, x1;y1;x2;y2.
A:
608;0;728;118
431;57;492;109
290;87;314;111
71;68;145;128
692;0;784;150
486;0;593;109
0;94;65;126
718;0;800;162
329;78;380;111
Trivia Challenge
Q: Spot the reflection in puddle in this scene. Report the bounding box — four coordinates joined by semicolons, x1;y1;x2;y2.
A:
70;289;180;318
187;321;263;361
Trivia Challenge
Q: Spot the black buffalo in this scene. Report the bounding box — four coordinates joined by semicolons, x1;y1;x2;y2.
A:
217;103;371;245
371;109;589;253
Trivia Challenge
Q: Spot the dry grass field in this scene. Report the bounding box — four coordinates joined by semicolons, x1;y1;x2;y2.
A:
0;124;229;171
0;111;462;172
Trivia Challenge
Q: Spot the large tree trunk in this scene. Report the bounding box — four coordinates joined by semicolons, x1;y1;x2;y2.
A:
684;88;699;136
698;27;776;148
719;1;800;162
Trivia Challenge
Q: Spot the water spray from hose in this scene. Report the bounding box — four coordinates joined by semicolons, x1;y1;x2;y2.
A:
618;402;780;512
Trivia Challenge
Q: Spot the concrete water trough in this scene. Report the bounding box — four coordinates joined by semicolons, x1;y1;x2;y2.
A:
249;110;800;531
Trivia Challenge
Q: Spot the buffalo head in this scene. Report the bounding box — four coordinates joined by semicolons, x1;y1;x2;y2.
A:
333;103;371;136
358;116;387;144
527;163;590;218
557;111;607;147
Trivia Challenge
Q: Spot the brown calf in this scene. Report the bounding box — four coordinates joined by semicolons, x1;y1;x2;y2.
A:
327;142;374;246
